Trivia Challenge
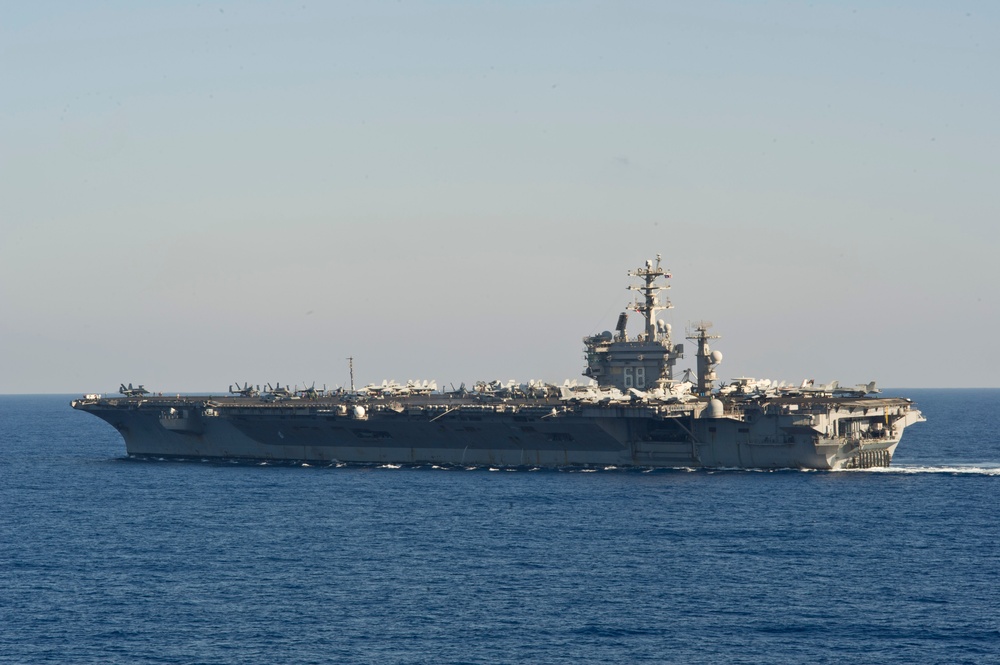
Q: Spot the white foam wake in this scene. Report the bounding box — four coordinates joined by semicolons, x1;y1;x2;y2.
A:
864;464;1000;476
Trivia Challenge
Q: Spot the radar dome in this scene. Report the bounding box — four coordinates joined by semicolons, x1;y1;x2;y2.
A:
705;398;724;418
600;331;613;341
711;350;723;363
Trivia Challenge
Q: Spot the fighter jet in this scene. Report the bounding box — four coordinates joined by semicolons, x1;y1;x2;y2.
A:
833;381;881;397
297;383;326;399
229;382;259;398
261;383;295;401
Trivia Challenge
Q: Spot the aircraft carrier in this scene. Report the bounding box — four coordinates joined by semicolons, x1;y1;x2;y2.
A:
72;256;924;470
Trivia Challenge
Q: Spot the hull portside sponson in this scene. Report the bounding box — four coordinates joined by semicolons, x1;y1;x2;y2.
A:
80;404;637;467
76;403;816;469
72;396;923;470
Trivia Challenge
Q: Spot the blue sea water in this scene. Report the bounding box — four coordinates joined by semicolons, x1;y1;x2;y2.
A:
2;390;999;664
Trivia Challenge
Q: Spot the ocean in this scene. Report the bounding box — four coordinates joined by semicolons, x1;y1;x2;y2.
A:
2;390;998;664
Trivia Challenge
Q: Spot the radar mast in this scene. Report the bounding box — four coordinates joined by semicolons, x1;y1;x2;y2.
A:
686;322;722;397
627;254;673;342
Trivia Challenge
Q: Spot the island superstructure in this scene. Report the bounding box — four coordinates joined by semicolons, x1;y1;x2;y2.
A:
72;255;924;470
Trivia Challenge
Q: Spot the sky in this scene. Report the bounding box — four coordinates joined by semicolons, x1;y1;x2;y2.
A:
2;1;998;393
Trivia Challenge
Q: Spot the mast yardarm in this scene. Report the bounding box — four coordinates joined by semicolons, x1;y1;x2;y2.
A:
627;253;673;341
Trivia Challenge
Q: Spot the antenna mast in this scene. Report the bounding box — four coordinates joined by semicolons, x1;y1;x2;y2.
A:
686;322;721;397
627;253;673;341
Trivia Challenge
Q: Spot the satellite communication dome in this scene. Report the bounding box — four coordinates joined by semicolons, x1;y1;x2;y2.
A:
711;350;723;363
705;398;724;418
600;331;613;341
353;406;366;419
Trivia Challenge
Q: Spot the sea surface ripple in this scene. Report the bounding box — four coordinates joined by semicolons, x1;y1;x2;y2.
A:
2;389;999;664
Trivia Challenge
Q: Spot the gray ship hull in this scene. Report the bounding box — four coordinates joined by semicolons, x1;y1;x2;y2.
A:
72;394;922;470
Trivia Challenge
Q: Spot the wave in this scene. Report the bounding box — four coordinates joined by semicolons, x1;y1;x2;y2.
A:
863;464;1000;476
118;455;1000;475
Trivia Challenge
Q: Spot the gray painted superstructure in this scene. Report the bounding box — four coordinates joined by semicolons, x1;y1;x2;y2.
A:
72;256;924;470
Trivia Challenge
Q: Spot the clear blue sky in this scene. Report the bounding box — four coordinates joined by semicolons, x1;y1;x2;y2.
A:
2;1;998;393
